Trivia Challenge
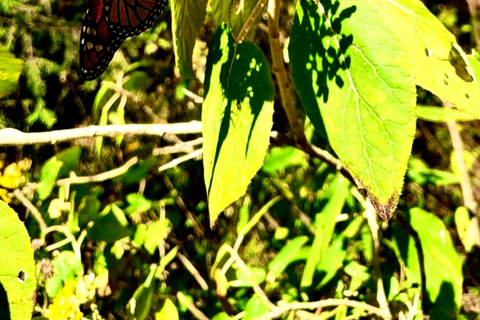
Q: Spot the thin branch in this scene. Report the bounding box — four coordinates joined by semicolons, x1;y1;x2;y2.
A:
182;88;204;104
236;0;268;43
13;188;47;233
254;298;390;320
157;149;203;172
176;291;210;320
445;109;478;214
177;252;209;291
267;0;307;144
0;122;202;146
224;245;277;310
364;201;392;319
465;0;480;48
57;157;139;186
273;132;356;186
152;137;203;156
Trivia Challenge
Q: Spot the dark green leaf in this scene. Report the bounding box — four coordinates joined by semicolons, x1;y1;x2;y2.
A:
88;204;132;242
268;236;309;278
171;0;208;78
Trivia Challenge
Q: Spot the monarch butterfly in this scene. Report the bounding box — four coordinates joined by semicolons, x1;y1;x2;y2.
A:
79;0;168;80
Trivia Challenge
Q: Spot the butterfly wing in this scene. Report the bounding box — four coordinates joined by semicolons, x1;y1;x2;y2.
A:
104;0;167;36
80;0;126;80
79;0;167;80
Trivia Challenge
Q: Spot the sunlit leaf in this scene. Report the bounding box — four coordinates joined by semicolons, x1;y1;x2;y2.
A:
384;0;480;117
243;294;269;320
0;201;36;320
290;0;416;220
203;25;274;224
45;251;83;298
394;209;463;319
155;298;179;320
0;46;23;99
416;106;475;122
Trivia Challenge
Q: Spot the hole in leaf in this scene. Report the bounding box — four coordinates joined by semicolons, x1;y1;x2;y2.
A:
449;45;474;82
17;270;26;282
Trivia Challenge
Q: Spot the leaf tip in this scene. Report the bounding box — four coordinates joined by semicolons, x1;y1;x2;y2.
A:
368;192;400;222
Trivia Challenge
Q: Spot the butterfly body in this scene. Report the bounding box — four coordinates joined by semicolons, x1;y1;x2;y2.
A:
80;0;167;80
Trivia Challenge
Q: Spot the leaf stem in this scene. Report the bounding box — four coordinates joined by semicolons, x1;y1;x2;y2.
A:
236;0;268;43
445;104;477;214
13;188;47;233
267;0;307;144
365;202;392;319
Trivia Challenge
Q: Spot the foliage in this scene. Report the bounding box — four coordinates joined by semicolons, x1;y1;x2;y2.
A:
0;200;36;320
0;0;480;320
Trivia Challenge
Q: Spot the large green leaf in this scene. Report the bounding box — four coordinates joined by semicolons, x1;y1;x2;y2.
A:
0;46;23;99
393;209;463;319
171;0;208;78
203;25;274;224
0;201;36;320
384;0;480;117
290;0;416;220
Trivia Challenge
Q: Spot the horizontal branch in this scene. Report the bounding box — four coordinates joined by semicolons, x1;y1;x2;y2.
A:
0;122;203;146
56;157;139;186
255;298;390;319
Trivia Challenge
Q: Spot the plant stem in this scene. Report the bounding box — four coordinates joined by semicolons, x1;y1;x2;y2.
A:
177;291;210;320
267;0;307;144
445;111;477;214
466;0;480;48
365;202;392;319
255;298;390;319
236;0;268;43
56;157;139;185
14;189;47;232
0;122;203;146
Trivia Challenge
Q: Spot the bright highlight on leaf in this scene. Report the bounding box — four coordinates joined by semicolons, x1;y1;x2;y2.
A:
203;25;274;225
383;0;480;117
290;0;417;220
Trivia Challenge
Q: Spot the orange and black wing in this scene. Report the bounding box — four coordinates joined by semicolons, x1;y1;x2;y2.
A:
79;0;167;80
104;0;167;36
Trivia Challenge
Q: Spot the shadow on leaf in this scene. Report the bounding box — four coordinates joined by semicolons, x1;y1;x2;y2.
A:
0;281;11;320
